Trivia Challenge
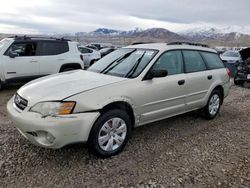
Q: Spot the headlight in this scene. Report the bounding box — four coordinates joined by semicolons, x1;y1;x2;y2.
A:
30;101;76;116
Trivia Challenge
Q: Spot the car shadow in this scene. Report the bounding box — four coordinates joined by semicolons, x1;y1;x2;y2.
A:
1;83;24;91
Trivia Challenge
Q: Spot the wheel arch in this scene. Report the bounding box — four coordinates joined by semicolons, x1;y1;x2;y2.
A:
59;63;82;72
211;85;224;104
99;101;136;128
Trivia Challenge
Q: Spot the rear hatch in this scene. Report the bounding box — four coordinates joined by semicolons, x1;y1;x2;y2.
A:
239;47;250;73
239;47;250;61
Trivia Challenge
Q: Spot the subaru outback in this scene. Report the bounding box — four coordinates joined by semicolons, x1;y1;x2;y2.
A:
7;42;230;157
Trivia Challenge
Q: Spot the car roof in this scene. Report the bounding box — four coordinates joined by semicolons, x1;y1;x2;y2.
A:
124;43;216;53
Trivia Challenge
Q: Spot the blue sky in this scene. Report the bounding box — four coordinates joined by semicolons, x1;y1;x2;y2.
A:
0;0;249;34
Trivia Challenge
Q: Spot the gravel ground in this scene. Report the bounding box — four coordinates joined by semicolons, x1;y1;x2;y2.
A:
0;83;250;188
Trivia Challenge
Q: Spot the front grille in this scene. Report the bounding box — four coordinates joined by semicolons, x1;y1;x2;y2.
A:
14;94;28;111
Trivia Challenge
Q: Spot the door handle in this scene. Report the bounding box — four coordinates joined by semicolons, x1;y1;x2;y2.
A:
57;59;65;61
178;79;185;85
207;75;213;80
30;60;38;63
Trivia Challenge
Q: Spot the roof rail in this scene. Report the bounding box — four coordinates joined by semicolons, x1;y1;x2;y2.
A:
9;35;71;41
168;41;209;48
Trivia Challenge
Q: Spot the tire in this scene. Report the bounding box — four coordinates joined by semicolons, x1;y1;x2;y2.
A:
89;60;97;67
234;77;244;86
88;109;131;158
61;68;75;72
202;89;222;120
0;80;4;91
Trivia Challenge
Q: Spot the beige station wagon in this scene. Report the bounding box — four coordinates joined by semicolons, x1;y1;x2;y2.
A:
7;42;230;158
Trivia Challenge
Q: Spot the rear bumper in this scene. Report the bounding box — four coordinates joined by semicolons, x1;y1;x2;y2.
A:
7;97;100;149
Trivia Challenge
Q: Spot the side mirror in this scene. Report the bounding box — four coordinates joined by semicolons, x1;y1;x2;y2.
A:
145;69;168;80
9;52;19;58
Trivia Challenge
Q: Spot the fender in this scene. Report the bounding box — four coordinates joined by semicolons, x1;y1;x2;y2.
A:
99;96;139;123
204;80;225;105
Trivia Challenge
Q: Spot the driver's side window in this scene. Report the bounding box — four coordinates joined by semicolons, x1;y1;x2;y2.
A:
152;50;183;75
6;42;37;57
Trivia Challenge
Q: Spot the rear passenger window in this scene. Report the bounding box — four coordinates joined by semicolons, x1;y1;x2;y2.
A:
37;41;69;56
200;52;225;69
183;50;206;73
152;50;183;75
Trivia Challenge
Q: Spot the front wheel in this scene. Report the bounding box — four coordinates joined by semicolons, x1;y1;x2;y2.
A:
202;90;222;119
88;109;131;158
234;77;244;86
89;60;97;67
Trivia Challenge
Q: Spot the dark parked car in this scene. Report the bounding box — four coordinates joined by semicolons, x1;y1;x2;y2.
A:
220;50;241;77
234;47;250;86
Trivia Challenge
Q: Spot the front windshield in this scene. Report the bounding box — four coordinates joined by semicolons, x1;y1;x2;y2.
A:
88;48;157;78
223;51;239;57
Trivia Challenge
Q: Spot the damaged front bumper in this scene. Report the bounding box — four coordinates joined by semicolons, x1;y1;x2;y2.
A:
7;97;100;149
235;72;250;82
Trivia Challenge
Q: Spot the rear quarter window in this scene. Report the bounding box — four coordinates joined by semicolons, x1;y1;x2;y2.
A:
200;52;225;69
37;41;69;56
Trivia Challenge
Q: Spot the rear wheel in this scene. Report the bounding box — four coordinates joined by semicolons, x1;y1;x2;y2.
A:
88;109;131;158
61;68;76;72
203;89;222;119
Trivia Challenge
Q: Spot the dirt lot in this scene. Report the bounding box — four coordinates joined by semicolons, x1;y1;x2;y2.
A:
0;83;249;188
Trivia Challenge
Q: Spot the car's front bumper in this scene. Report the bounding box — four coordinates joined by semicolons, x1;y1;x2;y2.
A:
235;72;250;82
7;97;100;149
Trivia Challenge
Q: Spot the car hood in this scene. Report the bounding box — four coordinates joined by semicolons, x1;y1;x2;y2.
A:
220;56;240;62
17;70;127;106
239;47;250;61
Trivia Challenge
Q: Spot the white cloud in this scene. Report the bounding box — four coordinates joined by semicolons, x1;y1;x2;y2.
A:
0;0;249;34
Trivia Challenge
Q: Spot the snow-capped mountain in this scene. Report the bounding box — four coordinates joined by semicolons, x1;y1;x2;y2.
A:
178;27;220;39
70;26;250;45
129;28;186;41
217;26;250;35
82;27;185;40
89;28;122;36
178;25;250;41
120;28;144;36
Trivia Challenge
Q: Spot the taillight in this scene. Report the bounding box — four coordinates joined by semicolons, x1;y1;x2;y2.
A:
226;68;231;77
80;54;83;62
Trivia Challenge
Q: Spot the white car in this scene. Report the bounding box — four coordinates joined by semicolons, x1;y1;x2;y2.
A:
0;36;84;89
220;50;241;64
7;42;230;158
78;46;101;69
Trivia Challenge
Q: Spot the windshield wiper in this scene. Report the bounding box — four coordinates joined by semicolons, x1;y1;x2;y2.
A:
101;49;136;74
125;52;146;78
